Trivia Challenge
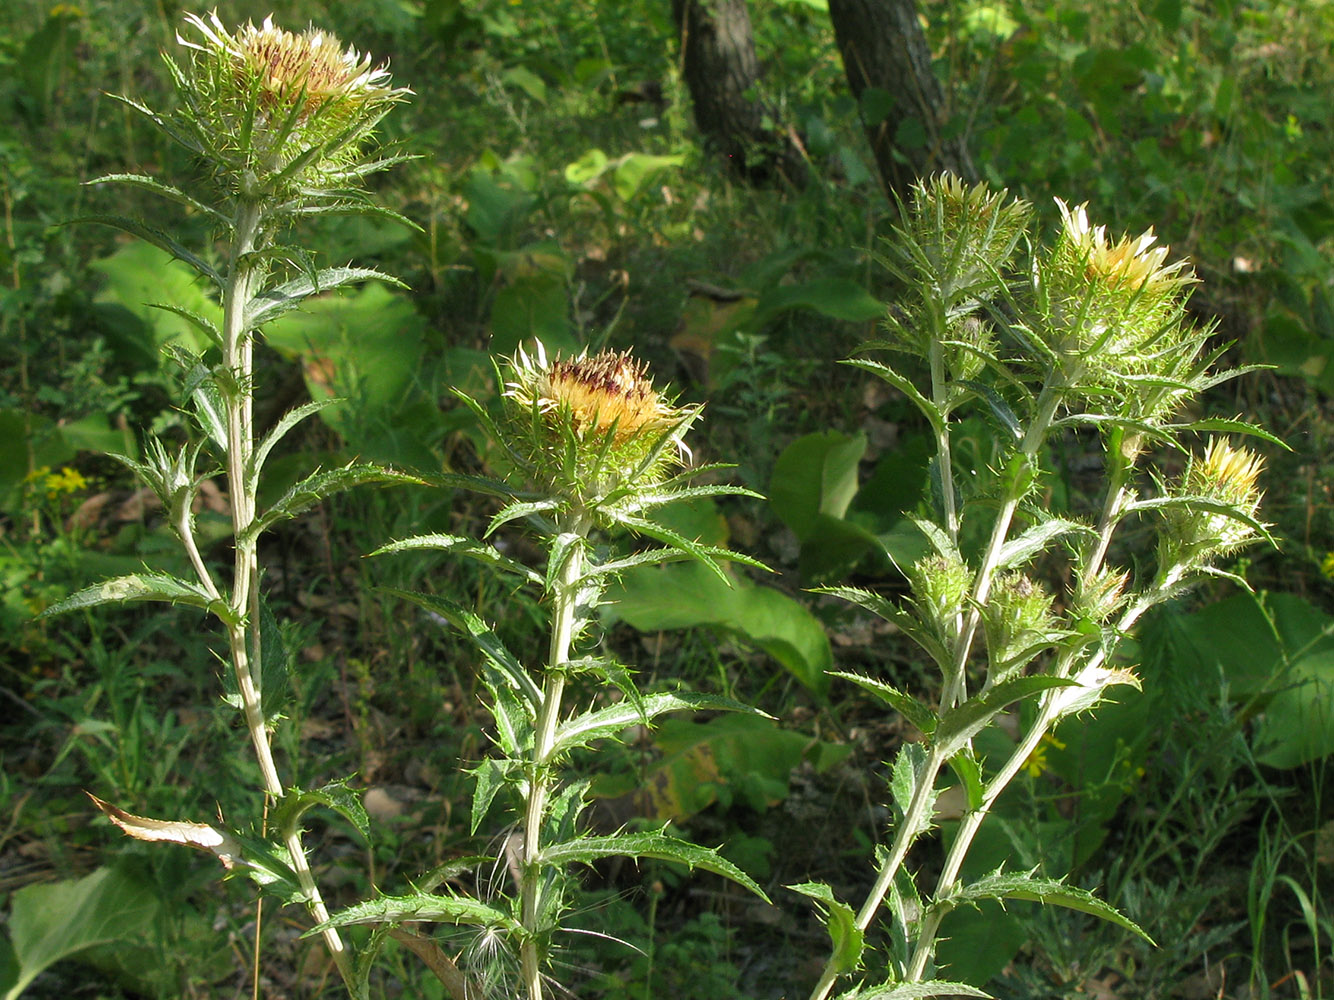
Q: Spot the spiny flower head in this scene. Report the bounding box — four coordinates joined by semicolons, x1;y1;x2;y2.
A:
901;174;1031;309
501;342;698;507
1036;199;1195;381
173;11;409;196
980;573;1058;677
1160;438;1267;570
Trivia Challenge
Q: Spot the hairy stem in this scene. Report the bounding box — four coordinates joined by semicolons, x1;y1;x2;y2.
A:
520;530;586;1000
220;201;354;992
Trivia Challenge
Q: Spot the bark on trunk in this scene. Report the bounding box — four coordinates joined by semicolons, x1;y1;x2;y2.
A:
827;0;975;196
672;0;806;185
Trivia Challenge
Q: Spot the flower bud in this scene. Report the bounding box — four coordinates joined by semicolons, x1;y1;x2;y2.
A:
905;551;971;642
980;573;1057;676
1158;438;1266;572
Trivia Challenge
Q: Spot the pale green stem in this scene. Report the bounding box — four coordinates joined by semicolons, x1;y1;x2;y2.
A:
809;374;1067;1000
219;201;354;992
520;528;587;1000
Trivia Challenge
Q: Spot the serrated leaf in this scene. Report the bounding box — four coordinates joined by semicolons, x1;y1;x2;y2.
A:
830;671;939;736
551;691;766;757
841;358;945;434
413;470;523;499
541;831;770;901
470;759;517;834
607;511;734;585
37;573;231;623
1124;495;1274;544
88;794;243;864
271;778;370;844
148;302;222;349
838;981;992;999
935;676;1079;757
250;398;342;486
486;497;562;535
243;267;405;329
947;749;984;812
381;588;542;709
789;882;863;974
84;172;228;222
995;518;1093;570
72;213;222;286
309;891;520;936
944;871;1153;944
244;463;424;542
958;379;1022;441
371;533;543;586
889;741;931;818
1171;417;1288;449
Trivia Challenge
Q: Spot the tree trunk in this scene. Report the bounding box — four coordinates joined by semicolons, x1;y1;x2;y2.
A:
672;0;806;185
827;0;975;196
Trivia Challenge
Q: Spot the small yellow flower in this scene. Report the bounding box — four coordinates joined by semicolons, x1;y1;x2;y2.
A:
1024;733;1067;779
1321;551;1334;580
43;466;88;498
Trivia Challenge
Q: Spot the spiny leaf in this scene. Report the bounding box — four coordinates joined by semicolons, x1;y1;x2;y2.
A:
70;214;222;287
271;778;370;844
829;672;939;736
380;588;542;709
935;676;1079;758
308;891;520;936
841;357;945;434
244;464;424;542
789;882;863;974
837;981;992;999
995;518;1093;570
607;511;734;585
243;266;405;329
541;831;770;902
38;573;231;624
487;497;563;535
370;533;542;586
1171;417;1288;450
249;399;342;486
84;173;228;222
942;870;1154;944
551;691;767;757
148;302;222;349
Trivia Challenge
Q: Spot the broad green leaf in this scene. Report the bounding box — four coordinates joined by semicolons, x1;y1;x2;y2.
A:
770;431;867;541
551;690;766;757
244;463;423;542
310;891;519;935
830;671;939;737
935;677;1078;757
371;533;542;586
943;871;1154;944
381;588;542;708
541;831;770;901
608;561;832;695
2;865;159;1000
612;151;686;201
243;267;404;330
272;777;371;843
753;277;885;326
37;573;229;622
565;147;610;186
789;882;863;974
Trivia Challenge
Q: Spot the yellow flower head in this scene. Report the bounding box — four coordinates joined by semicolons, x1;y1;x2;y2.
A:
1162;438;1267;566
502;342;698;505
175;11;409;193
180;12;401;119
1039;200;1196;377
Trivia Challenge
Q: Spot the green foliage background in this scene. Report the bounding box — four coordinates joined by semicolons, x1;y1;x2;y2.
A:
2;0;1333;997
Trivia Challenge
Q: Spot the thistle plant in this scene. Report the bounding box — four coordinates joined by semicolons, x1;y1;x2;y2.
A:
800;175;1275;1000
361;343;770;1000
40;13;415;996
